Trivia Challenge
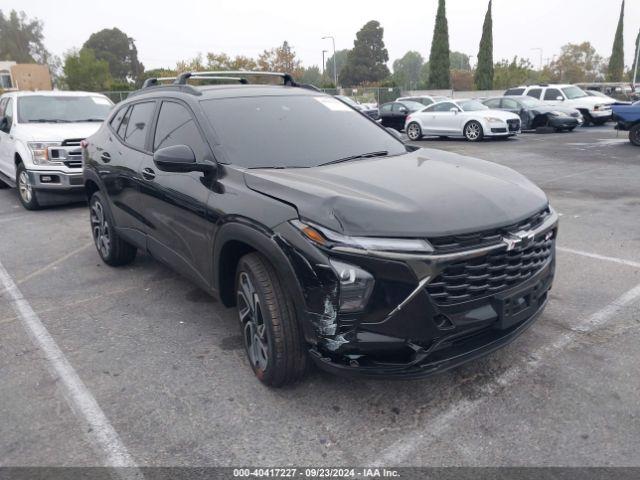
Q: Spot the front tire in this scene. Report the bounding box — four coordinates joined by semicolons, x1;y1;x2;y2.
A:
464;121;484;142
406;122;423;141
630;124;640;146
16;163;40;210
89;191;137;266
236;252;308;387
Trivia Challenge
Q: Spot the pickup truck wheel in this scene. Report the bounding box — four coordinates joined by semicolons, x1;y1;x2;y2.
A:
236;252;308;387
89;191;137;266
464;121;484;142
630;124;640;146
16;164;40;210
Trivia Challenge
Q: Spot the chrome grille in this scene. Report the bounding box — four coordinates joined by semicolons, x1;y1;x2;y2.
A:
427;233;555;305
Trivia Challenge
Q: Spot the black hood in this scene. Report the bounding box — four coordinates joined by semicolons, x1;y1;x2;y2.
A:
244;149;548;238
529;104;578;115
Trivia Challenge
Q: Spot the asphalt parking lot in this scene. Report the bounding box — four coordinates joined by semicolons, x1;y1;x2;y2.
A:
1;125;639;469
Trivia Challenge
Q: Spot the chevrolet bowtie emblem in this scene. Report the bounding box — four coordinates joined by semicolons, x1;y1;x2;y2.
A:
503;230;535;251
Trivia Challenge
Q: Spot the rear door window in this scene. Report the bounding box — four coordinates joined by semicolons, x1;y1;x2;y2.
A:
544;88;563;101
527;88;542;99
123;102;155;150
484;99;501;108
505;88;525;96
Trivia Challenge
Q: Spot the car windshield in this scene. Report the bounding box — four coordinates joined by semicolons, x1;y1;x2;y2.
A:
200;94;406;168
519;97;544;107
402;101;426;111
17;95;113;123
586;90;607;98
459;100;489;111
562;86;588;100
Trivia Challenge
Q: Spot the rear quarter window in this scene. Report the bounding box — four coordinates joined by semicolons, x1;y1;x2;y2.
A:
505;88;525;96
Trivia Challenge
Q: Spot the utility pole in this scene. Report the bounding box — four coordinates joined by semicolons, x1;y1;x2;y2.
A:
322;35;337;87
322;50;327;77
633;35;640;92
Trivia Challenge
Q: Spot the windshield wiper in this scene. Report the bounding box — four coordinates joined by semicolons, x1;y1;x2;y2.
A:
319;150;389;167
26;119;71;123
73;118;105;122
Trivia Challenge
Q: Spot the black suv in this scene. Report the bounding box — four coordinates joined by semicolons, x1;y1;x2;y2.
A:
83;71;558;387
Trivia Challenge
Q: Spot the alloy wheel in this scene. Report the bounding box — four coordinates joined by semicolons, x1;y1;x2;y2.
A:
90;200;111;258
407;123;421;141
18;171;33;203
465;122;481;141
237;272;269;370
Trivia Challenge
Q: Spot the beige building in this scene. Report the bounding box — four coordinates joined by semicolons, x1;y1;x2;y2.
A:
0;61;52;91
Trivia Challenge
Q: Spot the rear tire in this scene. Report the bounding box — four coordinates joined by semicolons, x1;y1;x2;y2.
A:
235;252;308;387
630;124;640;147
89;191;137;266
16;163;40;210
406;122;422;141
464;121;484;142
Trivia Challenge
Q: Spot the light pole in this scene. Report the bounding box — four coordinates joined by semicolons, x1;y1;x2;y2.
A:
531;48;543;70
633;35;640;92
322;35;337;87
322;50;327;77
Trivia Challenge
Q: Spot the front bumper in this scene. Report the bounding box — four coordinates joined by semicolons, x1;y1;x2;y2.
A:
548;117;581;128
27;169;84;191
590;109;612;120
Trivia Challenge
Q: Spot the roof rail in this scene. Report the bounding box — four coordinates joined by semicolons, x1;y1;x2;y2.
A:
173;70;297;86
141;77;177;89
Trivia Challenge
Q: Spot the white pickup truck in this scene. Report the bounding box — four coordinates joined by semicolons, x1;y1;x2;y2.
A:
0;91;113;210
505;84;615;126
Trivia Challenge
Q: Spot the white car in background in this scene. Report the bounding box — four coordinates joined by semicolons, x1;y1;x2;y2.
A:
405;99;521;142
396;95;450;107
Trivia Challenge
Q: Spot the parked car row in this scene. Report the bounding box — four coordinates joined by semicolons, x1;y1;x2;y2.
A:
0;72;560;388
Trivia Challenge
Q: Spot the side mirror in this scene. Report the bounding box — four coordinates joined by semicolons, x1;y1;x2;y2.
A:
153;145;215;174
556;96;564;101
399;108;408;114
0;116;9;133
450;107;459;114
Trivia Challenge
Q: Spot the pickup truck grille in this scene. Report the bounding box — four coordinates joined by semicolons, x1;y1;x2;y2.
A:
426;233;555;305
51;139;84;168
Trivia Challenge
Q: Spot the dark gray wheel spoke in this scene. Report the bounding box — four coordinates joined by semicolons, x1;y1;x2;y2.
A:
237;272;269;370
90;201;110;257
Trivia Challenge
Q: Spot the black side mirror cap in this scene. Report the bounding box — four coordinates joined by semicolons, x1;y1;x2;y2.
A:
153;145;215;174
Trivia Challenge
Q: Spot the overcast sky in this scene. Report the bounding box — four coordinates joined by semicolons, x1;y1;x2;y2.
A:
4;0;640;71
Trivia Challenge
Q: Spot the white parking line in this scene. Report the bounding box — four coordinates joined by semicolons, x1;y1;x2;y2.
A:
558;246;640;269
0;259;141;477
371;281;640;466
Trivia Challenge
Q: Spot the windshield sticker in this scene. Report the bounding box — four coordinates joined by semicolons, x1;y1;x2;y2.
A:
314;97;352;112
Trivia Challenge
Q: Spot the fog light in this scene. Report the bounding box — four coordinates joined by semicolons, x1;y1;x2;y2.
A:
40;175;52;183
329;259;375;313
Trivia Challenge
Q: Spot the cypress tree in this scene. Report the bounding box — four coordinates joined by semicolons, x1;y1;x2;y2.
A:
607;0;625;81
631;29;640;81
427;0;451;89
474;0;494;90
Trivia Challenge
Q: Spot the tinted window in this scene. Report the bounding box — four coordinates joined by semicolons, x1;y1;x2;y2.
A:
154;101;209;158
544;88;562;101
502;98;520;109
527;88;542;99
123;102;155;150
429;102;457;112
483;99;501;108
380;103;393;113
200;94;406;168
392;103;405;112
505;88;525;96
110;106;128;130
117;106;131;139
4;98;13;127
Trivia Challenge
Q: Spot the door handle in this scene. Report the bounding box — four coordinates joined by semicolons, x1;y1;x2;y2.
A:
142;167;156;181
100;152;111;163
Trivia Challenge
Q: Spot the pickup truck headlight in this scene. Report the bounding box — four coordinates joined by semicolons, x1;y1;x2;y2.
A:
27;142;62;165
329;259;375;313
291;220;433;253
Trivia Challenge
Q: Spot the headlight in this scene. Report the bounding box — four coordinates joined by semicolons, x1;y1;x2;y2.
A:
291;220;433;253
593;104;604;111
27;142;61;165
485;117;503;123
329;259;375;313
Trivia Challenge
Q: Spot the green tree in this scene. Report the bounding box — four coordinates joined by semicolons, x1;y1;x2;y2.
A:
340;21;390;86
63;48;112;91
427;0;451;89
83;28;144;83
449;51;470;71
493;57;536;89
0;9;49;63
325;49;349;83
258;41;303;77
300;66;322;85
548;42;605;83
607;0;625;81
474;0;494;90
392;51;424;89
